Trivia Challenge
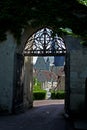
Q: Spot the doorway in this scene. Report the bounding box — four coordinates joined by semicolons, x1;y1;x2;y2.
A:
13;28;70;114
24;27;66;101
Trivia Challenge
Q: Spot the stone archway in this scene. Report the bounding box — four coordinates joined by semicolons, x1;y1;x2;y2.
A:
12;26;70;114
0;25;87;117
13;28;87;118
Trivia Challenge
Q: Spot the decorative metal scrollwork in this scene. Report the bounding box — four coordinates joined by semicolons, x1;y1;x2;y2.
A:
23;28;66;56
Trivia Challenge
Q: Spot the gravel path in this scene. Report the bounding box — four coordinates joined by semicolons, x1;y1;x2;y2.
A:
0;100;74;130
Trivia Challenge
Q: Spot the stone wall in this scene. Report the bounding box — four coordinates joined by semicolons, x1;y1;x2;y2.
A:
0;33;16;113
65;36;87;114
64;36;87;115
70;50;85;112
0;32;33;113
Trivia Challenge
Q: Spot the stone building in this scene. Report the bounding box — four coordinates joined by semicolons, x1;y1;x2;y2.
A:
34;56;50;71
33;56;65;90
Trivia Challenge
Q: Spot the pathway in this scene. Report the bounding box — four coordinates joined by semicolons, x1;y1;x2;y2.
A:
0;100;74;130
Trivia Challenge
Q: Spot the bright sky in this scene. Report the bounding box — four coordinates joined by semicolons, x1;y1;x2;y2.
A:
33;56;37;64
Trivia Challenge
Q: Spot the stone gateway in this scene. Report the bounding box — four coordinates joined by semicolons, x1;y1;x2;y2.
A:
0;27;87;118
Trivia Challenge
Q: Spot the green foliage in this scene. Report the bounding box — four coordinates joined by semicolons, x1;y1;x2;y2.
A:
33;78;47;100
51;91;56;99
33;90;47;100
55;90;65;99
0;0;87;45
33;78;42;91
33;85;41;91
51;90;65;99
77;0;87;6
33;77;36;85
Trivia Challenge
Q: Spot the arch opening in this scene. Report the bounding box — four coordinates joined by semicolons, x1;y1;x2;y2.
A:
23;28;68;108
13;27;70;114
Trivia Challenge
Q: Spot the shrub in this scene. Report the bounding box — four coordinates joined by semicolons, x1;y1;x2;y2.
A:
51;90;65;99
51;91;56;99
33;90;47;100
55;90;65;99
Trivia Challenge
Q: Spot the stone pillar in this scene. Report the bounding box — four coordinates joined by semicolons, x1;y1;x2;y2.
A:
69;48;87;115
24;56;33;109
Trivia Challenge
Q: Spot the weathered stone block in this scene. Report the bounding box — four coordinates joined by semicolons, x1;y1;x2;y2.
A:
70;93;85;112
70;72;78;79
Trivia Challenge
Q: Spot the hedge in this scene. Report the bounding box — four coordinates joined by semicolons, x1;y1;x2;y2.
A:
51;91;56;99
33;90;47;100
51;90;65;99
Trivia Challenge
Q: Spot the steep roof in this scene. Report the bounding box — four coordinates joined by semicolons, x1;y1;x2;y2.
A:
34;56;50;71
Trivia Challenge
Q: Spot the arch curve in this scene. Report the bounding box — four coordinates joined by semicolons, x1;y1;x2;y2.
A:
16;26;66;56
16;26;54;54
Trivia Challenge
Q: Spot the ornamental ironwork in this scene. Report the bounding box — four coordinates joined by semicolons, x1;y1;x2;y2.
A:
23;28;66;56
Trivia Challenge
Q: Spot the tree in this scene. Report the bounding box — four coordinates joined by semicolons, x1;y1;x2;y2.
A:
0;0;87;45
